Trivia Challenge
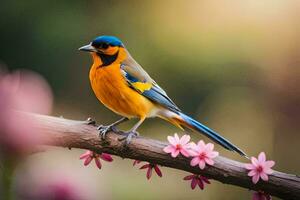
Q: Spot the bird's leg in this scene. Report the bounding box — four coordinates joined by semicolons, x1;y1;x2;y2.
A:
98;117;128;139
119;118;145;145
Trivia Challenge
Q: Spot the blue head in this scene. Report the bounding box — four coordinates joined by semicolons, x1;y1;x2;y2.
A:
79;35;125;66
79;35;124;53
91;36;124;48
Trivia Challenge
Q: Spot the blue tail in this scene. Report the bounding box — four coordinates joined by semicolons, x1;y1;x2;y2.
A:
179;112;247;157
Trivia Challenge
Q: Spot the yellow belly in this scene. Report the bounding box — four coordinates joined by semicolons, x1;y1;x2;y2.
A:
89;64;155;118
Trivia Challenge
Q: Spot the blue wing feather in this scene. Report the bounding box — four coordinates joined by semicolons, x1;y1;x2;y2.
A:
142;85;181;113
120;64;180;113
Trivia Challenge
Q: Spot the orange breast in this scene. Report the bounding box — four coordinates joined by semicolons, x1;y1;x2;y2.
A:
89;63;155;118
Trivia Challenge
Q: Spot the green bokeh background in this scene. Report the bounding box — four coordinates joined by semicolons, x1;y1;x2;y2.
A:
1;0;299;199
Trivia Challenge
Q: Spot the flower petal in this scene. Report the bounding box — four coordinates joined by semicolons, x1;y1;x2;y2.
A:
146;167;152;180
140;164;150;169
248;170;257;177
197;178;204;190
167;136;177;145
199;160;206;170
94;158;102;169
100;153;113;162
264;160;275;168
84;157;93;166
183;175;195;180
207;151;219;158
201;176;210;184
258;152;266;163
245;163;256;170
163;145;175;153
191;178;197;189
205;143;214;151
154;165;162;177
174;133;180;143
180;134;190;145
79;151;92;159
264;168;273;174
205;158;214;166
198;140;205;149
251;157;259;167
252;174;260;184
260;173;269;181
190;157;200;166
171;150;180;158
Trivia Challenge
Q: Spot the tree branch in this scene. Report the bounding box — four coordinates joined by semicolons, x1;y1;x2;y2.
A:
29;113;299;199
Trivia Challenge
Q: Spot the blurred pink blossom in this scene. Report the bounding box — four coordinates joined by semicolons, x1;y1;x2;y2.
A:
16;171;86;200
79;150;113;169
139;163;162;180
37;180;84;200
245;152;275;184
189;140;219;170
252;191;272;200
183;174;210;190
163;133;192;158
0;70;53;153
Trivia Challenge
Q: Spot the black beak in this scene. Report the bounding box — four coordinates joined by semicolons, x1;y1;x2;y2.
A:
78;44;97;52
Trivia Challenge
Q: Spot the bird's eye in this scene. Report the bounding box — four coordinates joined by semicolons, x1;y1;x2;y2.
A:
100;43;109;49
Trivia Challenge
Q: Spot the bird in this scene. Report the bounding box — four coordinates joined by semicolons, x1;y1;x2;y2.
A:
79;35;247;157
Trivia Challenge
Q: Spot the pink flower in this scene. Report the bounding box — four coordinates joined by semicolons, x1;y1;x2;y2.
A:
252;191;272;200
133;160;141;166
0;70;53;153
139;163;162;180
183;174;210;190
163;133;191;158
189;140;219;169
245;152;275;184
80;150;113;169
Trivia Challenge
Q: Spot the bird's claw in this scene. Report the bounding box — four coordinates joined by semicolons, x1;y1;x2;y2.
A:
118;131;139;145
98;125;118;140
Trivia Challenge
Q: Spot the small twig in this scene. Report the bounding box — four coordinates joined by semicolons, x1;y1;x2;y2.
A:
26;113;300;200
